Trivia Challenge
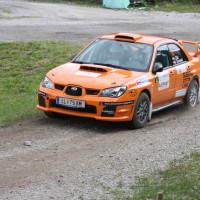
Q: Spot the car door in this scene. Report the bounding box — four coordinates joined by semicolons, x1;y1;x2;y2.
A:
168;43;191;100
152;44;176;107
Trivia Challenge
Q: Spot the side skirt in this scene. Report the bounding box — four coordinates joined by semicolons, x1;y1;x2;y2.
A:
152;100;184;113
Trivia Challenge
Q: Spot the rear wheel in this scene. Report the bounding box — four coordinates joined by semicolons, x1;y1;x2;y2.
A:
185;80;199;109
128;92;150;129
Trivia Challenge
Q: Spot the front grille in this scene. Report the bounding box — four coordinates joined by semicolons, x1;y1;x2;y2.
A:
66;86;82;96
55;84;65;91
50;100;96;114
38;95;46;107
86;89;100;95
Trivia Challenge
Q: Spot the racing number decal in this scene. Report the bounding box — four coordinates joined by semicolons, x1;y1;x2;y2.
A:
182;71;193;88
175;64;193;88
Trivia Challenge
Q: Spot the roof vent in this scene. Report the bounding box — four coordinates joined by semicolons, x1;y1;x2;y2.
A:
114;33;142;41
80;66;107;72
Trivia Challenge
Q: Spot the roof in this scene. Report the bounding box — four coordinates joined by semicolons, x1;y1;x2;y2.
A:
100;32;176;45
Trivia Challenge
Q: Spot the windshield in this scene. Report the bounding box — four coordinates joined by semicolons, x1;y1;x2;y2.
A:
73;39;153;72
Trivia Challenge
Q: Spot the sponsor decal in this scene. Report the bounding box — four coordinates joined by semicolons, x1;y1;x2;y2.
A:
175;89;186;97
172;56;176;65
76;71;101;77
182;71;193;88
176;64;187;74
100;101;134;106
157;71;170;91
38;90;47;96
154;75;159;83
136;76;148;85
183;71;193;78
129;89;137;97
182;78;190;88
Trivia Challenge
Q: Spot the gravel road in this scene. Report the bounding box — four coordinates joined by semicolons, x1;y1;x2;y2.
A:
0;1;200;199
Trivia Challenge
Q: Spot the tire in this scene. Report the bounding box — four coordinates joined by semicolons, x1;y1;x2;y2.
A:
129;92;150;129
44;111;63;118
185;80;199;109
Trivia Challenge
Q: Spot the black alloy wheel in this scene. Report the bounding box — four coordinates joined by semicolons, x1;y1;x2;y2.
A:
185;80;199;109
129;92;150;129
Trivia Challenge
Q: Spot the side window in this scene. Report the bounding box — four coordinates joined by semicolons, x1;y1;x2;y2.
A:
155;45;172;69
168;43;188;65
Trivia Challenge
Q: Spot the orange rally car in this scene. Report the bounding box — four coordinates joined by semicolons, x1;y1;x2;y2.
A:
36;33;200;128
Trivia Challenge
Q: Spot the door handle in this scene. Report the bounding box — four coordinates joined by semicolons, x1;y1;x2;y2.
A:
169;71;174;75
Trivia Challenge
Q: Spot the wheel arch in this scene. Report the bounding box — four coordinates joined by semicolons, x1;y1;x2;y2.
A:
140;89;151;101
192;75;199;87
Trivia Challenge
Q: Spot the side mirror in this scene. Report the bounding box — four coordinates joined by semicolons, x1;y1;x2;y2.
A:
153;62;163;74
70;54;77;60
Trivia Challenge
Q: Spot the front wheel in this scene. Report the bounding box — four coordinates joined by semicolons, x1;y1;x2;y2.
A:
128;92;150;129
185;80;199;109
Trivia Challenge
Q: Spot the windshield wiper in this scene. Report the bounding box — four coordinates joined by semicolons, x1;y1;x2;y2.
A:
72;61;129;70
93;63;129;70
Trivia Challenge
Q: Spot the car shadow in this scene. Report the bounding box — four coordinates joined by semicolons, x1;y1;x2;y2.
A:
35;102;200;135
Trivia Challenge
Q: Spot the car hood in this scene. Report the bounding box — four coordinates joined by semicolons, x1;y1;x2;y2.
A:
47;63;145;89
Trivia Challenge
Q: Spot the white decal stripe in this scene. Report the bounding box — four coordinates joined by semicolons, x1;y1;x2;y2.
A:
176;64;187;74
175;89;187;97
76;71;101;77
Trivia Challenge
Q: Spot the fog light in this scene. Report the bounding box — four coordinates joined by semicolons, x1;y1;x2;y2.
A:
102;106;116;117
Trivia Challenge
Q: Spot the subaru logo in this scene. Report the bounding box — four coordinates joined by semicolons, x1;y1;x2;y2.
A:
71;87;78;91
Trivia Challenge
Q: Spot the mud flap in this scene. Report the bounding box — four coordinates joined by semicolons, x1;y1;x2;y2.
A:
148;102;152;122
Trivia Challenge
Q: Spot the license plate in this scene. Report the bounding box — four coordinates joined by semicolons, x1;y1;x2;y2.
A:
56;97;85;108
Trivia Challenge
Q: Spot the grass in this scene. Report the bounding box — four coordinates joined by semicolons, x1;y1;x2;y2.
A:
0;16;37;19
95;152;200;200
0;41;83;126
29;0;200;13
29;0;102;7
131;152;200;199
0;8;12;14
149;2;200;13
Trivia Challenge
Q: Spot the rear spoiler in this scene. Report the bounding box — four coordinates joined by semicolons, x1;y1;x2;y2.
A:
178;40;200;57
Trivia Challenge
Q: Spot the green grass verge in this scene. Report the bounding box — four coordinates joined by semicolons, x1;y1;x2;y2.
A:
96;152;200;200
29;0;101;7
149;2;200;13
29;0;200;13
0;41;83;125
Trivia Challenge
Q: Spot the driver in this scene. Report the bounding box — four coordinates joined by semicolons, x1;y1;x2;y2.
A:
107;42;124;66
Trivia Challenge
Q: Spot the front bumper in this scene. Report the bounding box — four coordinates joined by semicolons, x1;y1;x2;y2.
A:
36;90;135;122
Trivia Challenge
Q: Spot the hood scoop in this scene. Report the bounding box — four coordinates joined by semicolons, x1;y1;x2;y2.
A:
80;65;107;72
114;33;142;41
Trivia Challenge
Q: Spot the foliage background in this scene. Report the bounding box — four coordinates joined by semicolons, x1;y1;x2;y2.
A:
59;0;200;4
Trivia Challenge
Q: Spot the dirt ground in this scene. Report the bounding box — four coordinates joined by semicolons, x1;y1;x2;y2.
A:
0;1;200;199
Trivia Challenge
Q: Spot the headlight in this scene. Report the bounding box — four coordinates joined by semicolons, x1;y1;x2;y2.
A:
100;86;127;98
42;76;53;89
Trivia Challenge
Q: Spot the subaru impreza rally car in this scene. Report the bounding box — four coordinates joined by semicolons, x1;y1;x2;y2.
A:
36;33;200;128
